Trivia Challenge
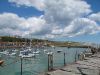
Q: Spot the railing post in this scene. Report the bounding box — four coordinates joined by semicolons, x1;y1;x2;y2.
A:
98;68;100;75
50;54;53;70
75;50;77;62
64;52;66;66
21;58;23;75
48;54;50;71
48;53;53;71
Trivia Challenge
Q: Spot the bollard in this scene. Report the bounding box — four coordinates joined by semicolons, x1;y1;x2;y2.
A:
78;53;85;61
75;50;77;62
79;53;82;60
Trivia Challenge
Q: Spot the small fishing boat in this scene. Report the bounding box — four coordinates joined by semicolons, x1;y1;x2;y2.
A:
26;47;32;51
57;50;62;53
12;49;18;52
8;52;16;56
44;49;47;53
8;49;17;56
33;51;40;54
19;50;35;58
0;51;9;55
33;47;40;54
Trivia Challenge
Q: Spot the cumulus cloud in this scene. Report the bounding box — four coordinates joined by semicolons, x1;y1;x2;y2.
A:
26;16;51;36
1;0;100;38
0;13;49;37
43;0;100;37
0;13;26;30
8;0;45;11
44;0;92;26
89;12;100;22
63;18;100;37
47;18;100;38
0;28;23;36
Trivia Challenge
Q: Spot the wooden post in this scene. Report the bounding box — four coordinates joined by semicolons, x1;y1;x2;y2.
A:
50;54;53;70
48;54;50;71
48;54;53;71
21;58;23;75
64;52;66;66
98;68;100;75
75;50;77;62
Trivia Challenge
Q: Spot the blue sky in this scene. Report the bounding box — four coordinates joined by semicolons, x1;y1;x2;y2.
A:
0;0;100;44
0;0;44;17
85;0;100;13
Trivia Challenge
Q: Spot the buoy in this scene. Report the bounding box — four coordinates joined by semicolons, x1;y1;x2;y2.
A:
0;60;4;66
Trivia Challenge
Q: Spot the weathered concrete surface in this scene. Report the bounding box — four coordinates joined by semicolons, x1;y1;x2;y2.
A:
41;53;100;75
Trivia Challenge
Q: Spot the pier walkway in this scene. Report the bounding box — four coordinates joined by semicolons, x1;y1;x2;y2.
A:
41;53;100;75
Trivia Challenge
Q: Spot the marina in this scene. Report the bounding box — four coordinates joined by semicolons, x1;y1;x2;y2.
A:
0;46;90;75
0;0;100;75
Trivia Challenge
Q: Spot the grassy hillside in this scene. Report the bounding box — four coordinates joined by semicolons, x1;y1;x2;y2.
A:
0;36;88;47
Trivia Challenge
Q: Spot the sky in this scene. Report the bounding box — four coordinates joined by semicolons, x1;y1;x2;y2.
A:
0;0;100;43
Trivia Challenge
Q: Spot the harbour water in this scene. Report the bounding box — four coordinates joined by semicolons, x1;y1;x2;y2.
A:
0;47;89;75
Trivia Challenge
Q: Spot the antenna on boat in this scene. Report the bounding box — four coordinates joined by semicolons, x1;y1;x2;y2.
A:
30;38;32;48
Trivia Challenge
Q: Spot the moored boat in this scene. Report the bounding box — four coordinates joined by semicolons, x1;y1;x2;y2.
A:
19;50;35;58
57;50;62;53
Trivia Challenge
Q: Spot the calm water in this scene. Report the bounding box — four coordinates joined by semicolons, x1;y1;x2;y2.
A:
0;47;89;75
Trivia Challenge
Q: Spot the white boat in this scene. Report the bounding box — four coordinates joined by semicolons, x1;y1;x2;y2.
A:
19;53;35;58
46;52;53;55
0;51;9;55
8;52;16;56
51;45;55;48
26;47;32;51
44;49;47;53
19;50;35;58
33;50;40;54
8;49;17;56
12;49;18;52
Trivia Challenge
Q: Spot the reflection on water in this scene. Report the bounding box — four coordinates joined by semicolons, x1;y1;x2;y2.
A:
0;47;89;75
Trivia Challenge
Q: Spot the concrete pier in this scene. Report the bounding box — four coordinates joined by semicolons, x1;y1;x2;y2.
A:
41;53;100;75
